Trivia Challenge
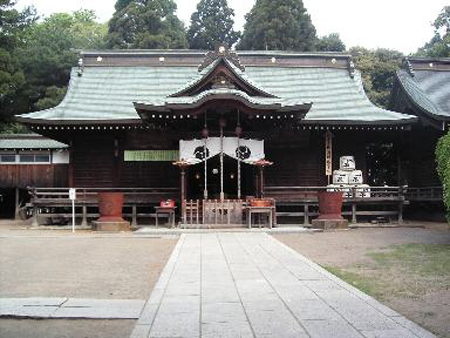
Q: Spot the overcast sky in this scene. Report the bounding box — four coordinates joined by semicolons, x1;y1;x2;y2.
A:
16;0;448;54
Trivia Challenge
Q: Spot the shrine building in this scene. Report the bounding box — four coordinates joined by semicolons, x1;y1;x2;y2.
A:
12;46;444;226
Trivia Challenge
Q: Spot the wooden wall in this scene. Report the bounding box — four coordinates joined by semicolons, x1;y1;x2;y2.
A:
64;128;420;190
70;131;179;188
0;164;68;188
265;131;326;186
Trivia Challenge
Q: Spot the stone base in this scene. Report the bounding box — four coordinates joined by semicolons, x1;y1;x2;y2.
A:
92;221;131;231
311;218;348;230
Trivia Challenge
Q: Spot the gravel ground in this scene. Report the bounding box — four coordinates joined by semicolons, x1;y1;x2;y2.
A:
0;319;135;338
0;221;178;338
274;227;450;267
0;235;178;299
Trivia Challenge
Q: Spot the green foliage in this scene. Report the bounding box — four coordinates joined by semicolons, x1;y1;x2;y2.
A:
238;0;316;51
0;0;36;125
187;0;240;50
416;6;449;57
13;10;106;116
35;86;67;111
0;122;29;134
436;131;450;220
316;33;346;52
349;47;403;108
107;0;187;49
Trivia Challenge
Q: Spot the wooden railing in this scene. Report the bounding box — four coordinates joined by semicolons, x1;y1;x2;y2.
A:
406;186;443;202
28;187;179;227
265;185;408;224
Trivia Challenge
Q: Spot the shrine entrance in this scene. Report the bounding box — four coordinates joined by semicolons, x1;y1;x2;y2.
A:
187;155;255;200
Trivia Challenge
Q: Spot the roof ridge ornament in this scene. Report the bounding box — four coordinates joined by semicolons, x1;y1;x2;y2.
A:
347;57;355;79
402;57;415;77
198;43;245;73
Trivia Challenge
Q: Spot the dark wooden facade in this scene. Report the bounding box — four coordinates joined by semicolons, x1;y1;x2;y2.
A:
0;164;68;188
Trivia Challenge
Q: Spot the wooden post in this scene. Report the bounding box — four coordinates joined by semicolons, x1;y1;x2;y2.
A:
68;140;75;187
259;166;264;198
398;202;404;224
32;205;38;227
181;168;186;225
303;204;309;226
351;203;357;224
398;185;404;224
81;205;88;227
131;204;137;227
14;187;20;220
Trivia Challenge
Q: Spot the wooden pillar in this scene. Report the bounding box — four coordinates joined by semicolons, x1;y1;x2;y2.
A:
113;138;121;187
254;168;260;198
14;187;20;220
68;139;75;187
259;166;265;198
397;144;402;186
303;204;309;226
398;202;404;224
131;204;137;227
351;203;357;224
81;205;88;227
181;167;187;224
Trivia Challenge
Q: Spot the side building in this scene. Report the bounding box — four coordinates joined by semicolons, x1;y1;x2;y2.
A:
0;134;69;219
390;57;449;203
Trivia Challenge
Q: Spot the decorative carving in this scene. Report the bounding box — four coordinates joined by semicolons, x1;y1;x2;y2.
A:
347;57;355;79
402;58;415;77
198;44;245;73
211;73;236;89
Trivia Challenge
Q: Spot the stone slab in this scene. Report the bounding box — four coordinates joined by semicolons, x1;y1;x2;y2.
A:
0;297;145;319
92;220;131;231
311;218;349;229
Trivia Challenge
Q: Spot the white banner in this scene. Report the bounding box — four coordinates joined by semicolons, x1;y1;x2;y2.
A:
179;137;264;165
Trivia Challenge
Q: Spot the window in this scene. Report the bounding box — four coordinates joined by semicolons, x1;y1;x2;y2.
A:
0;154;16;163
18;152;51;164
0;151;51;164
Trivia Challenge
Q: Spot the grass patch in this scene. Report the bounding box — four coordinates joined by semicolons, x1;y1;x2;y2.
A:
322;265;385;298
323;244;450;300
367;244;450;277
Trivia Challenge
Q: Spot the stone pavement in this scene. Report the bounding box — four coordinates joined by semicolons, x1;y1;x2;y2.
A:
0;298;145;319
131;233;436;338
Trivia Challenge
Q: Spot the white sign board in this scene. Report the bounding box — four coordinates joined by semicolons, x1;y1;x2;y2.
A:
69;188;76;233
69;188;76;200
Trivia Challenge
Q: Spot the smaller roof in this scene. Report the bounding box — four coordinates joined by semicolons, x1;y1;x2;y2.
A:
0;134;68;150
394;57;450;121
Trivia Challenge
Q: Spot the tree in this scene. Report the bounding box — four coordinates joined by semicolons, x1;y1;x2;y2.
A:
187;0;240;50
238;0;316;51
13;10;107;117
107;0;187;49
349;47;403;109
436;131;450;221
0;0;36;126
416;6;449;57
316;33;346;52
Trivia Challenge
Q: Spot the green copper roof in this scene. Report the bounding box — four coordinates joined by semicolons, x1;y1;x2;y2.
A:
396;68;450;119
17;50;416;125
0;134;68;149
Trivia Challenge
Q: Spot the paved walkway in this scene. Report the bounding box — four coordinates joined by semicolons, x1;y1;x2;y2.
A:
131;233;435;338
